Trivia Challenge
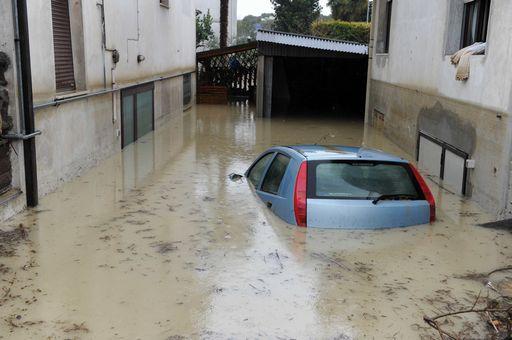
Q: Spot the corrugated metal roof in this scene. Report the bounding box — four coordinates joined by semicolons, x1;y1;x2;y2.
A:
256;30;368;55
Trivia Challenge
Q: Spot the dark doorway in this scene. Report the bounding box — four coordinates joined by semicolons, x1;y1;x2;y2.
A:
121;83;155;148
271;56;367;118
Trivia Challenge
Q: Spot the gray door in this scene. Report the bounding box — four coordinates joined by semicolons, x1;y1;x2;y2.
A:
121;83;155;148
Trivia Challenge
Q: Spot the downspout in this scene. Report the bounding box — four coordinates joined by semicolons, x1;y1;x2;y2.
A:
13;0;38;207
97;0;119;124
502;22;512;218
97;0;108;88
364;0;377;125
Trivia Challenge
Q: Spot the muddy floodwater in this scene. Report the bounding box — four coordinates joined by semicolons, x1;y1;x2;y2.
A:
1;104;511;339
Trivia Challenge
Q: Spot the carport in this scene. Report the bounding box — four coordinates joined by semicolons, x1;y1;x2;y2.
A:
256;30;368;118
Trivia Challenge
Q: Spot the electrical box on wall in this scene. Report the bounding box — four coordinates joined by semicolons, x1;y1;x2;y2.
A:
466;159;476;169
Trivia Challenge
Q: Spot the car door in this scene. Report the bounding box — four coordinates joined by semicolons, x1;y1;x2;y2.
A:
256;153;293;223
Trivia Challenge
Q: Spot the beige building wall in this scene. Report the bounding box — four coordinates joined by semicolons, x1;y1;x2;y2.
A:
0;0;197;219
366;0;512;218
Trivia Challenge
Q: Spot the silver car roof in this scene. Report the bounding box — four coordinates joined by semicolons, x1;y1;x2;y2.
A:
285;145;408;163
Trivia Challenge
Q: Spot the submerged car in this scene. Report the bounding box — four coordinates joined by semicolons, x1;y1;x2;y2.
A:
245;145;436;229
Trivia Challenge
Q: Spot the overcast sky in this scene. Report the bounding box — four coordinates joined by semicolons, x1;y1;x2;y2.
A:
237;0;331;19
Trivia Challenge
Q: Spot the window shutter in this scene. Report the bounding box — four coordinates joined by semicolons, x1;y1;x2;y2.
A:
51;0;76;92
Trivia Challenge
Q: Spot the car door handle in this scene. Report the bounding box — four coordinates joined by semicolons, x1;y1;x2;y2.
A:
266;202;273;209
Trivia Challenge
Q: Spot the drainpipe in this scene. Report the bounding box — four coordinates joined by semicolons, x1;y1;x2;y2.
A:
364;0;377;125
13;0;38;207
97;0;108;89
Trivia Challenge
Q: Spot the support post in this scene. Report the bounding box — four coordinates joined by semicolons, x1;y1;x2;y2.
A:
256;55;265;116
263;56;273;118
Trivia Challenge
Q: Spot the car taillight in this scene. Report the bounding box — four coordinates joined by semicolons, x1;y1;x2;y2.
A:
409;164;436;223
294;162;308;227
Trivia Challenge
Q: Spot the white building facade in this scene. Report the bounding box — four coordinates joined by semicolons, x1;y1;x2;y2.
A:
366;0;512;219
0;0;196;221
196;0;238;48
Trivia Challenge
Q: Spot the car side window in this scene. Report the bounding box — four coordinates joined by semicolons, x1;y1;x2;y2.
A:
248;153;274;187
261;154;291;195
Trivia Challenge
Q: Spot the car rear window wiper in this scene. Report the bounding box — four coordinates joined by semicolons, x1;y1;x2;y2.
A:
372;194;418;205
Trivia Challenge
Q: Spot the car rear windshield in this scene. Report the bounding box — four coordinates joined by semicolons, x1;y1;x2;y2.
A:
308;161;422;200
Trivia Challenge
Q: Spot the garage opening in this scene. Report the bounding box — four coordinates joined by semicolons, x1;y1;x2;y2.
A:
271;56;367;117
256;30;368;119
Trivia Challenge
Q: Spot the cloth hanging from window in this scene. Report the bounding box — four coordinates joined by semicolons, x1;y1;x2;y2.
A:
450;42;486;81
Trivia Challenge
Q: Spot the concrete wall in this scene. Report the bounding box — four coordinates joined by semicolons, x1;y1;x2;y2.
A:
196;0;238;47
14;0;196;202
28;0;196;99
0;0;27;221
367;0;512;218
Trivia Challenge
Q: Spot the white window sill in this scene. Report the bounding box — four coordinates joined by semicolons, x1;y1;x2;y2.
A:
443;54;486;62
55;90;89;101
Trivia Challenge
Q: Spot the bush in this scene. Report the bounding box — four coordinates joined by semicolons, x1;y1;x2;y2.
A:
311;20;370;44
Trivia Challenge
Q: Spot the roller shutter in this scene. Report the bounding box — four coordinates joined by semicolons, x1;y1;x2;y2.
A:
51;0;76;92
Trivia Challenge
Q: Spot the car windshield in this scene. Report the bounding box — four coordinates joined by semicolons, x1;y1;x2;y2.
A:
311;161;421;200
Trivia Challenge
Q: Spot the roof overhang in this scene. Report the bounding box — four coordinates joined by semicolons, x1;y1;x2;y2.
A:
256;30;368;56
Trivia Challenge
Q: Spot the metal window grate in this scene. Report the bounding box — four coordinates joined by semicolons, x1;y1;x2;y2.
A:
417;132;469;196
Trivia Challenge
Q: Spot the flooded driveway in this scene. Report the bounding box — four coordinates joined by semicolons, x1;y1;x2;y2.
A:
1;104;511;339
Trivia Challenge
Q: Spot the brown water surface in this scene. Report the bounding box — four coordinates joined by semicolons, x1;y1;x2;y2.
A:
0;104;510;339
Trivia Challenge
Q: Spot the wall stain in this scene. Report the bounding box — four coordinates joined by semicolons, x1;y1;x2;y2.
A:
418;102;476;155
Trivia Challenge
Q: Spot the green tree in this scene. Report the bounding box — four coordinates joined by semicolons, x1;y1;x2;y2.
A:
311;20;370;43
196;10;214;49
237;14;275;43
328;0;369;22
271;0;321;35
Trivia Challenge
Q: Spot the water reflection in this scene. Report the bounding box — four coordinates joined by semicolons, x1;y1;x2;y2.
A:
1;104;510;339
